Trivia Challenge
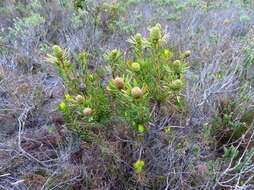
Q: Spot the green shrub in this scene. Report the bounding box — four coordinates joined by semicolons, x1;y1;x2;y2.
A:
73;0;87;10
48;23;187;140
107;75;150;131
208;98;249;144
112;23;188;103
8;13;45;38
48;48;111;138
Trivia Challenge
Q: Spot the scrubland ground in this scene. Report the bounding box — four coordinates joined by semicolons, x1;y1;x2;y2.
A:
0;0;254;189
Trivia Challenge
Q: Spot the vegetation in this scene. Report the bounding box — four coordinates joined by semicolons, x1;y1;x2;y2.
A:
0;0;254;189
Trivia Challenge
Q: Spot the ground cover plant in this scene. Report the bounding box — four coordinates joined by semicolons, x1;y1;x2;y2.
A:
0;0;254;189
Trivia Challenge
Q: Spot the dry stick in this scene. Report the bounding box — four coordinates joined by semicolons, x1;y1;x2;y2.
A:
0;44;17;51
17;107;51;168
216;125;254;189
0;173;11;178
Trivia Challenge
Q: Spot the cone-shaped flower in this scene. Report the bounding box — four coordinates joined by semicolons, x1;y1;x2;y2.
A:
133;159;145;174
131;62;140;72
75;95;85;103
149;23;162;43
52;45;63;59
113;77;124;90
59;101;67;112
83;107;93;116
131;87;142;98
170;79;184;91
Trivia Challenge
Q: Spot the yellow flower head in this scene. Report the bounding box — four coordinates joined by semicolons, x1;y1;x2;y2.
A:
59;101;67;112
133;159;145;174
137;124;145;133
131;62;141;72
149;23;162;43
52;45;63;58
65;94;73;101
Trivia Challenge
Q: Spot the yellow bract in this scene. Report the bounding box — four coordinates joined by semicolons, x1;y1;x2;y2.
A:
133;159;145;174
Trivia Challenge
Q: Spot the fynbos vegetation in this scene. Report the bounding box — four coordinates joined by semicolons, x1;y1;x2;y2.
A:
0;0;254;189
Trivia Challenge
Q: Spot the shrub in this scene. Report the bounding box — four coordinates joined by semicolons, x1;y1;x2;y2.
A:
48;23;187;137
207;97;250;146
125;24;188;103
48;47;111;138
73;0;87;10
107;75;150;131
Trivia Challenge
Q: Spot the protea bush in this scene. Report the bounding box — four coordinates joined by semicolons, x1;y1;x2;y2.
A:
48;23;188;135
48;23;188;182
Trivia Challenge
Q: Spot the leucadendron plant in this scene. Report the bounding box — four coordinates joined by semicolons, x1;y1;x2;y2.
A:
48;23;188;136
108;23;188;104
48;23;188;176
105;24;188;174
47;47;111;139
107;75;150;133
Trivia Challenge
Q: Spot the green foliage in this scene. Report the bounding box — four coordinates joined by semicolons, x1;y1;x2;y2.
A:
209;99;249;142
111;23;188;103
48;47;111;135
49;24;187;140
107;76;150;130
223;145;239;160
8;13;45;37
96;2;121;33
71;1;121;45
74;0;87;10
206;159;221;181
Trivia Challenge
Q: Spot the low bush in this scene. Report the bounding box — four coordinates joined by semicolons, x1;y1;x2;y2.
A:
47;23;188;179
48;23;187;137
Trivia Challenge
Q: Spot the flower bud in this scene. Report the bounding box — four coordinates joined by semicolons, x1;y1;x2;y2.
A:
137;124;145;133
88;74;95;82
163;49;172;59
131;62;140;72
79;52;88;63
173;60;181;66
131;87;142;98
52;45;63;58
134;33;143;48
59;102;67;112
133;159;145;174
75;95;85;103
113;77;124;90
65;94;74;102
182;50;191;58
83;107;93;116
170;79;184;91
